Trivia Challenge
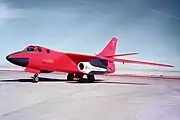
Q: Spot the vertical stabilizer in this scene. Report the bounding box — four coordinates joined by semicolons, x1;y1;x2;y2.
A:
96;37;118;73
97;37;118;57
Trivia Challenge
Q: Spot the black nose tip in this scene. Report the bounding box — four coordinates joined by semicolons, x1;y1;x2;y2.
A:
6;56;29;67
6;55;9;60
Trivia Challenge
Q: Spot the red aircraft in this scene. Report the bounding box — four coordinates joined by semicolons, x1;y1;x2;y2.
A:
6;37;174;83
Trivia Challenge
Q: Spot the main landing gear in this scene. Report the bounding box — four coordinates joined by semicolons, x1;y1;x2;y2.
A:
67;73;74;81
31;73;95;83
87;74;95;83
32;73;39;83
67;73;95;83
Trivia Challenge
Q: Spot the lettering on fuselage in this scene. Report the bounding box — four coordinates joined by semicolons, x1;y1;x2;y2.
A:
43;59;54;64
85;66;89;70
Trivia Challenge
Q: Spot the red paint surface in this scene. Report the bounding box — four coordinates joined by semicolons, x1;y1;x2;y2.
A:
7;37;174;75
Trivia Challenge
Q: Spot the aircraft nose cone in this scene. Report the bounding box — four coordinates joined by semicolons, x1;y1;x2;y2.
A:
6;55;29;67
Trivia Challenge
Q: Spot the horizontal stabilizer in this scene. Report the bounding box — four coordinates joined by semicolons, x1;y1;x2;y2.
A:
105;52;138;57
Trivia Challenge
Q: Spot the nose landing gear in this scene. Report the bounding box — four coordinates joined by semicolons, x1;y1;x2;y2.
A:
32;73;39;83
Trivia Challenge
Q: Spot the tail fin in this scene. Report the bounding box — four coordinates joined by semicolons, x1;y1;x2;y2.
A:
97;37;117;57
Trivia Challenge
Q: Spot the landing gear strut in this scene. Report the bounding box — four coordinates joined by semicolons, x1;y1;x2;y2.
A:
32;73;39;83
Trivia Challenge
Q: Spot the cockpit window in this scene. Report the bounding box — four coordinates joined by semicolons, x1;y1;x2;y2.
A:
24;46;42;52
37;47;42;52
26;47;35;51
24;46;44;53
46;49;50;53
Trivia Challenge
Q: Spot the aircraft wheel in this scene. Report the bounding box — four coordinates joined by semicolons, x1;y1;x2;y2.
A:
77;77;85;83
87;74;95;83
67;73;74;81
32;73;39;83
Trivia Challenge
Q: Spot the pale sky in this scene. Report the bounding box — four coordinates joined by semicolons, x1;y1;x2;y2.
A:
0;0;180;70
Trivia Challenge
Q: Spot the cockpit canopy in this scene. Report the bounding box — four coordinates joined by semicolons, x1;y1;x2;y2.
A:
24;46;42;52
23;45;50;53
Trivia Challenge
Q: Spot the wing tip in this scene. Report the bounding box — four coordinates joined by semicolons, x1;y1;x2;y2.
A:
170;65;175;68
164;64;175;68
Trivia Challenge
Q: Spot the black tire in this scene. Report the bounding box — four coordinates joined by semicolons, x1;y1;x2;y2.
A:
77;78;84;83
32;74;39;83
87;75;95;83
67;73;74;81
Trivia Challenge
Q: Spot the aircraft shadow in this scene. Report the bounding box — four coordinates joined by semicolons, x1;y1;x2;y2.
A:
0;77;149;86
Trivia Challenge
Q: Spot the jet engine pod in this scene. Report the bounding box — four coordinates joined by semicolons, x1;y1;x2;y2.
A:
77;62;107;75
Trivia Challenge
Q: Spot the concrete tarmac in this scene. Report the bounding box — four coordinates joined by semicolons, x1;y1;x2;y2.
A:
0;71;180;120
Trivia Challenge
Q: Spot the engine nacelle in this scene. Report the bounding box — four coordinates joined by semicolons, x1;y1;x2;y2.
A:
77;62;107;74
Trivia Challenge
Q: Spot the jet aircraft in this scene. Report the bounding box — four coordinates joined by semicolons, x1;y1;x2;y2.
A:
6;37;174;83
